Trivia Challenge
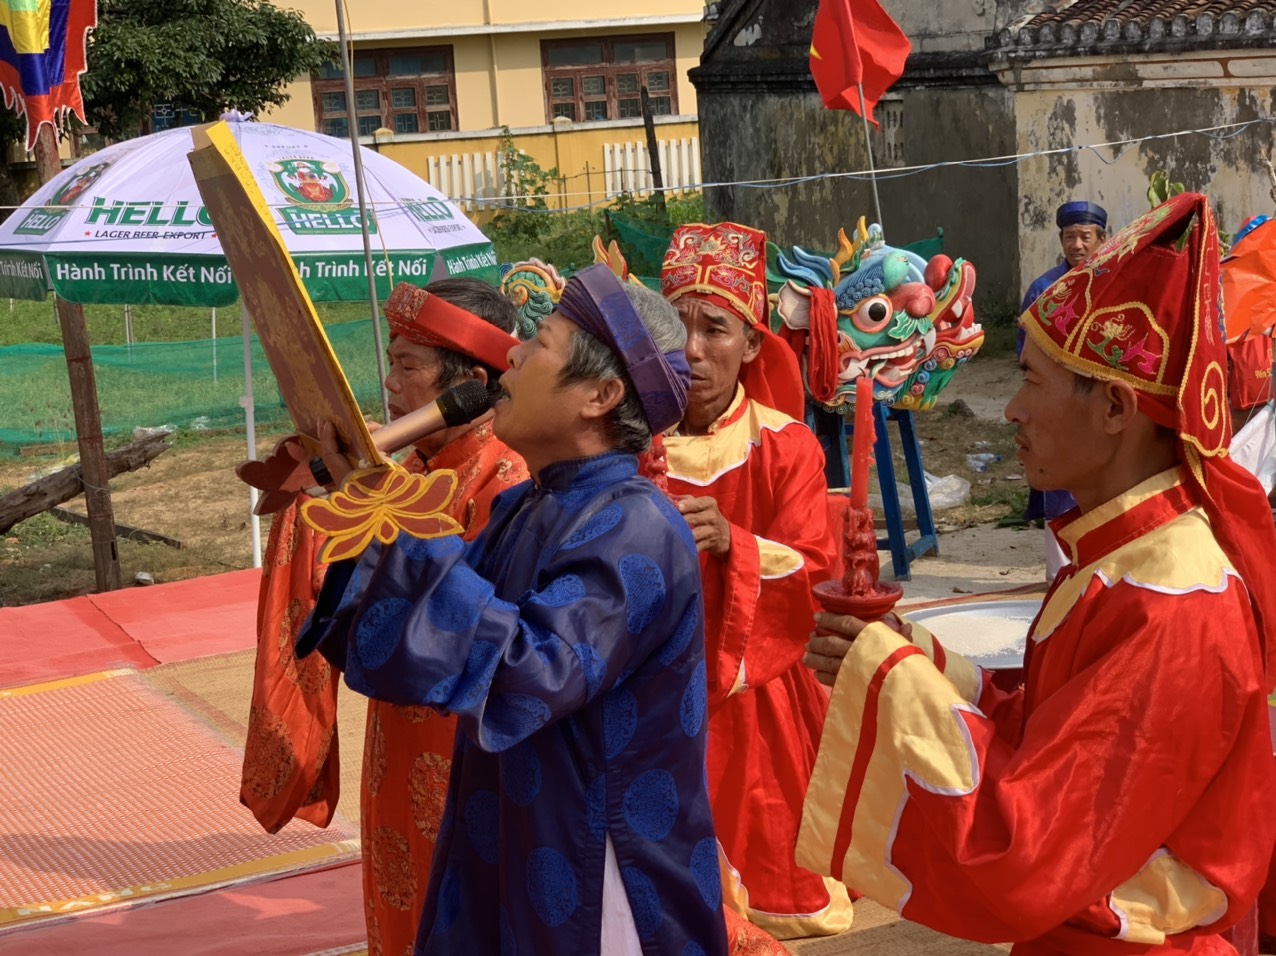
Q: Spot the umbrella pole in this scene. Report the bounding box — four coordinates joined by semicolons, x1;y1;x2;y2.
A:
335;0;391;422
241;303;262;569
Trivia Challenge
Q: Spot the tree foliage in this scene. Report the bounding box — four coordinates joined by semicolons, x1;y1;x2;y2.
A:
80;0;336;137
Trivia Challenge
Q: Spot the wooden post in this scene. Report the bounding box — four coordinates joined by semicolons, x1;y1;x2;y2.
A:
34;126;122;592
639;86;667;218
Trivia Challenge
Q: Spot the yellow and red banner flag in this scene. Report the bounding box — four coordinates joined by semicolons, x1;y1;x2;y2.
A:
809;0;910;125
0;0;96;150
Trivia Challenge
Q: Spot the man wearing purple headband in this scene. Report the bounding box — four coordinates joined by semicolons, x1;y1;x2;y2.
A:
298;264;727;955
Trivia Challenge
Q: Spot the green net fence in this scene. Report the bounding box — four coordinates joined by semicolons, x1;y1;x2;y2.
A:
0;318;388;454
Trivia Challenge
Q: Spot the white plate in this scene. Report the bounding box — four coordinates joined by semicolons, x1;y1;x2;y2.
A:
902;599;1043;670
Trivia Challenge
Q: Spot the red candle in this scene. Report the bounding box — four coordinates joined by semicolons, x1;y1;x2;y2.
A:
849;374;874;508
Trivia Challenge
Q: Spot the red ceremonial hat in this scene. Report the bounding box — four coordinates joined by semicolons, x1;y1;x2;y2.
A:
1023;192;1276;689
661;222;806;421
384;282;516;372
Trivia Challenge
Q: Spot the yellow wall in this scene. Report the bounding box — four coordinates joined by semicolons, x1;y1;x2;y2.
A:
266;74;317;131
287;0;698;32
455;35;499;130
490;25;701;130
265;21;703;134
486;0;697;23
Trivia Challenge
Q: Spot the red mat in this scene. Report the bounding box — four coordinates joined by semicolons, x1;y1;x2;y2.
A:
89;569;260;664
0;569;259;690
1;568;369;954
0;669;358;934
0;862;365;956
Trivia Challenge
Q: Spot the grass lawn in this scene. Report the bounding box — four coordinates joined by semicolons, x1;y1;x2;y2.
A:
0;298;372;347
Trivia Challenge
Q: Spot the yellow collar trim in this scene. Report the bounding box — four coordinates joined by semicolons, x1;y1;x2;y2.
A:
1055;468;1183;564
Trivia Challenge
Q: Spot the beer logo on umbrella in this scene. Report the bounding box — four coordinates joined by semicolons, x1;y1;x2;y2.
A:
267;159;351;213
51;161;112;209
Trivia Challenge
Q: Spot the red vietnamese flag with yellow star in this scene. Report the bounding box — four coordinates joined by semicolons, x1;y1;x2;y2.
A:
809;0;910;125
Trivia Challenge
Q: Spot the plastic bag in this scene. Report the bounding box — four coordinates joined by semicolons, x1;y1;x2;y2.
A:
1231;401;1275;495
926;472;972;510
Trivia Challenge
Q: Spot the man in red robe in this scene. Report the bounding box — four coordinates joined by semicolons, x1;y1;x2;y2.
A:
660;222;854;940
799;193;1276;955
239;278;528;956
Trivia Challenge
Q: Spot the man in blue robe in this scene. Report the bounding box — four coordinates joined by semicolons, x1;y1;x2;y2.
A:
1018;200;1108;579
298;265;728;956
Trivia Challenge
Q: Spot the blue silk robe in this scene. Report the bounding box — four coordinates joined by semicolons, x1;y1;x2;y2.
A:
298;452;728;956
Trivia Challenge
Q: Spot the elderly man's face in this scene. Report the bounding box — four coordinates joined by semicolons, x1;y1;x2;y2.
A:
1060;224;1104;268
676;298;761;419
384;337;455;457
1005;336;1111;495
384;337;447;422
494;312;590;463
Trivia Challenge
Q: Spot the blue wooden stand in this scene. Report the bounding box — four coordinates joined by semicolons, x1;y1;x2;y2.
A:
806;402;939;581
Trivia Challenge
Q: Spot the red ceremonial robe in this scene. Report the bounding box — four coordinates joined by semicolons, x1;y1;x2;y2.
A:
665;387;854;939
240;422;526;956
798;467;1276;954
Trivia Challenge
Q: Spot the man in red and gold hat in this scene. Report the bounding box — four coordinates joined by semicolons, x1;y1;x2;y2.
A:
660;222;854;941
798;193;1276;954
239;278;528;956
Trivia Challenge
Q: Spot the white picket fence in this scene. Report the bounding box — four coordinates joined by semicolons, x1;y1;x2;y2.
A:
602;137;701;200
419;136;703;210
424;152;501;211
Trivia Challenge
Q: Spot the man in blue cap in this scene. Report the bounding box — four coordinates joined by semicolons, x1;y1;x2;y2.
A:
1018;200;1109;355
1018;200;1108;580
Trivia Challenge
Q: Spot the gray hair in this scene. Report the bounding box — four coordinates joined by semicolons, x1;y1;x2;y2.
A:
558;282;687;454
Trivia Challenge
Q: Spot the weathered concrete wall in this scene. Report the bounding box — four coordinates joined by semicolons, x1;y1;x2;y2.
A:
891;0;995;54
1001;50;1276;293
698;84;1020;312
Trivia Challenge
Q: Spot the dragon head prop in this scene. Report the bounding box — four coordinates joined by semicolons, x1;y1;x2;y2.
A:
774;218;982;411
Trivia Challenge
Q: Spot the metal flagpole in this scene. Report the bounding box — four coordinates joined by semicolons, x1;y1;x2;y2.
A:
856;84;884;228
335;0;391;422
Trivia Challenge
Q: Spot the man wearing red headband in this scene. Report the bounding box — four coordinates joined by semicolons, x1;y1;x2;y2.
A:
660;222;852;941
799;194;1276;954
240;279;528;956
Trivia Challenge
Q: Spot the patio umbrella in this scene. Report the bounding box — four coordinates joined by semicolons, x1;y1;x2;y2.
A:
0;116;496;564
0;117;496;303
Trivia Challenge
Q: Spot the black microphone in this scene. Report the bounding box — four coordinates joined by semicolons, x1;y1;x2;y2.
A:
306;381;495;490
368;379;496;455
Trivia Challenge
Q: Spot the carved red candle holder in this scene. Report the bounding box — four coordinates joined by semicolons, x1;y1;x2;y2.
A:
812;376;902;624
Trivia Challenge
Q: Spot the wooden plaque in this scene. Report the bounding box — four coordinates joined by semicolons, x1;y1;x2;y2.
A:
187;121;382;468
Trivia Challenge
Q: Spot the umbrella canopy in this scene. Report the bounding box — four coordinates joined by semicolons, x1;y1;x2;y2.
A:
0;119;496;306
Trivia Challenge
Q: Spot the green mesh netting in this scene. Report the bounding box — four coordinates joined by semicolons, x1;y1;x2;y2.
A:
0;319;388;454
607;212;677;279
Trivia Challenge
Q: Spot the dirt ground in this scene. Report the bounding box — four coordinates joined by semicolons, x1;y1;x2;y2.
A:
0;351;1040;605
